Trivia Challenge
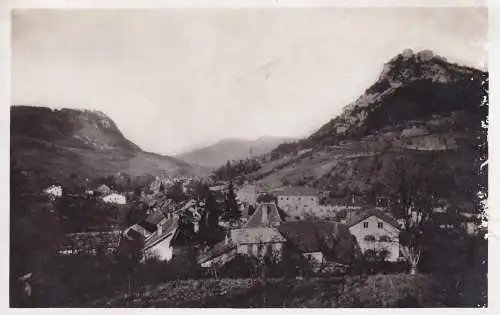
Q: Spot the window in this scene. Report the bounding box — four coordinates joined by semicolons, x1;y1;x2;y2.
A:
247;244;252;255
378;222;384;229
380;235;391;242
363;222;369;228
364;235;376;242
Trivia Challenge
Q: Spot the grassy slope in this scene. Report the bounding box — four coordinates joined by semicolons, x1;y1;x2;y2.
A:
88;274;449;308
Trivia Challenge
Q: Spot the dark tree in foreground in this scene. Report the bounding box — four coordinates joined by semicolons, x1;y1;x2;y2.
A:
115;236;143;297
222;181;241;224
198;187;222;245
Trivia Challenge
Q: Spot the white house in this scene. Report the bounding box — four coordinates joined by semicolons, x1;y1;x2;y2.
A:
198;202;287;268
346;209;402;262
142;216;180;262
102;193;127;205
275;186;319;219
44;185;62;198
95;184;112;195
236;184;260;205
124;210;180;262
230;227;286;259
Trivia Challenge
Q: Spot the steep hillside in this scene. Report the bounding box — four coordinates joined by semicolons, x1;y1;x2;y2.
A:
10;106;207;188
242;50;487;208
176;136;296;168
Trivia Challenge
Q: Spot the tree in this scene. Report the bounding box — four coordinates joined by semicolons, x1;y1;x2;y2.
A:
222;181;241;225
388;154;444;275
115;236;143;297
166;181;186;202
225;160;232;180
124;193;148;228
198;188;221;246
10;163;64;306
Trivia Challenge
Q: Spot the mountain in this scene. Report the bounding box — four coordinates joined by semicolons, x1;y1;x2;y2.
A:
10;106;208;188
176;136;296;168
240;50;488;209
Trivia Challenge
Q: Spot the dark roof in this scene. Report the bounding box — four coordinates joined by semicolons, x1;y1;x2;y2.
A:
198;240;236;264
144;217;179;250
59;231;122;251
126;228;145;242
278;221;347;252
245;202;282;228
345;208;401;229
278;221;357;265
275;186;319;197
144;211;165;225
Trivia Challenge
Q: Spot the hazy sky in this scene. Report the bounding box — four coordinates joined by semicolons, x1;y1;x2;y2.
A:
12;7;488;155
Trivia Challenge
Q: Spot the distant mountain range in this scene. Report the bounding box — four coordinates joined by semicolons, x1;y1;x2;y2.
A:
10;49;487;204
176;136;297;168
10;106;208;188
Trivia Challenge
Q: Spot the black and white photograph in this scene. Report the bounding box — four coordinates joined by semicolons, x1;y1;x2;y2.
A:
8;2;489;308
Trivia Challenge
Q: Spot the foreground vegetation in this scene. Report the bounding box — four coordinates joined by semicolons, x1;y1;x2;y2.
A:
87;272;481;308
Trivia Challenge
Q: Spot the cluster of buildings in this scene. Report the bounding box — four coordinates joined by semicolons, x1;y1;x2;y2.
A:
44;183;127;205
148;175;200;194
233;184;404;264
54;179;480;275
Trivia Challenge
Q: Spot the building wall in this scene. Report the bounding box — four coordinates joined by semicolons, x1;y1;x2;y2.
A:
144;234;175;262
237;185;259;205
102;193;127;205
348;216;400;262
236;242;283;260
277;195;318;218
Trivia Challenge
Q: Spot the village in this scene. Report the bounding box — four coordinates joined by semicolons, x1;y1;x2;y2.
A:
44;173;480;278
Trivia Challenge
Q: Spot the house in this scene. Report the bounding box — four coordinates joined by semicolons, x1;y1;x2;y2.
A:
142;216;180;261
375;196;391;208
198;202;287;267
234;202;287;258
199;228;286;268
95;184;112;196
229;228;286;259
277;221;359;269
245;202;284;228
124;199;202;262
345;209;402;262
236;184;264;206
102;193;127;205
124;209;180;262
275;186;319;219
58;230;122;256
199;206;359;272
44;185;62;199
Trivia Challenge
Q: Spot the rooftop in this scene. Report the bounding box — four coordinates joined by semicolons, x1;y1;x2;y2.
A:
345;208;401;229
277;221;358;265
275;186;319;197
231;227;285;244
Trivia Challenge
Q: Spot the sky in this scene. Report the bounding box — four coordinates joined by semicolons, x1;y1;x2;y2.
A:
11;7;488;155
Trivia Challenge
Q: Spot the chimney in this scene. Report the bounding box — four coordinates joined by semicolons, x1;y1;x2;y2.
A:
262;205;268;224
